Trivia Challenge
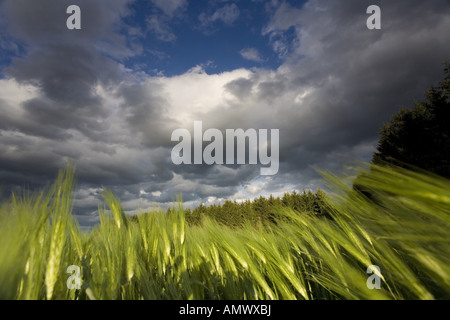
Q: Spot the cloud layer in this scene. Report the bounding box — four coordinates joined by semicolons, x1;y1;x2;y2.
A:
0;0;449;227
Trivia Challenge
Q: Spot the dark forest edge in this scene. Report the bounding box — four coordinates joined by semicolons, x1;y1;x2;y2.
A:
131;189;331;229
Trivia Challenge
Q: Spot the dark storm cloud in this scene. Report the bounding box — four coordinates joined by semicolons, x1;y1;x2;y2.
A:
1;0;134;45
254;0;450;175
0;0;173;224
0;131;66;198
1;0;133;141
117;80;182;148
225;77;254;99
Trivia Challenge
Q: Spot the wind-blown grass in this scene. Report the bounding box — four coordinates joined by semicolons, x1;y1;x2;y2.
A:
0;163;448;300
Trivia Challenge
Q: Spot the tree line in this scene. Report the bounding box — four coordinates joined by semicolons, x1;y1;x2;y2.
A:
174;189;331;228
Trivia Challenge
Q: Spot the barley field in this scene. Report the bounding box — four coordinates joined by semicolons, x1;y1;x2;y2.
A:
0;164;449;300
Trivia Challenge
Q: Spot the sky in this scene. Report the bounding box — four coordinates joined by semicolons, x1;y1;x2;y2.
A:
0;0;449;228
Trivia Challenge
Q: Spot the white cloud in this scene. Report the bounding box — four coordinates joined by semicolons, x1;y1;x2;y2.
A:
211;3;240;25
262;1;302;33
146;15;176;42
145;0;187;42
150;0;187;17
240;48;264;62
262;2;303;59
0;78;39;106
153;66;252;127
199;3;240;27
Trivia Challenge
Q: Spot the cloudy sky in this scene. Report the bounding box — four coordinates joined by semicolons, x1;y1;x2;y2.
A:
0;0;449;227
